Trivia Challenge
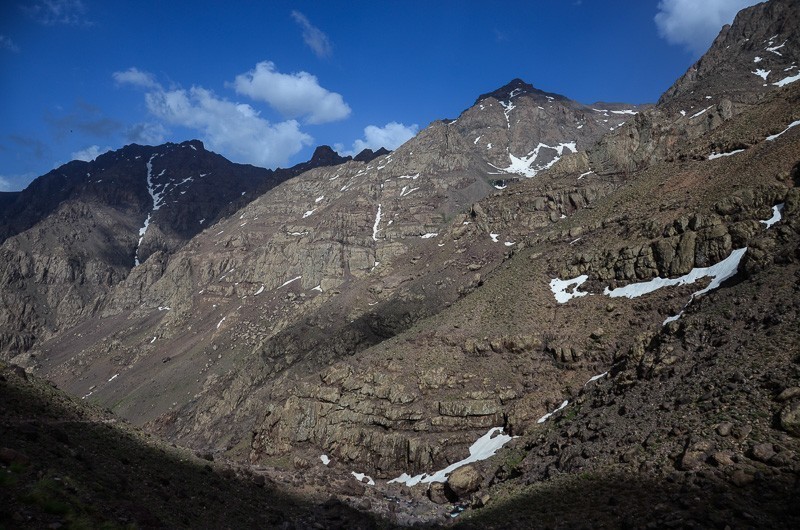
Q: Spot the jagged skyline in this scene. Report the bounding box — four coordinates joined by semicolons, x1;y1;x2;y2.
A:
0;0;759;191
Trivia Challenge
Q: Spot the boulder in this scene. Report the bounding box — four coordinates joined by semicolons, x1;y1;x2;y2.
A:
447;464;482;497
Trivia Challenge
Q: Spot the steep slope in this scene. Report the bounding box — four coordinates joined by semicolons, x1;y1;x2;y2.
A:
31;78;640;468
587;0;800;174
18;2;800;526
0;141;348;359
0;362;380;529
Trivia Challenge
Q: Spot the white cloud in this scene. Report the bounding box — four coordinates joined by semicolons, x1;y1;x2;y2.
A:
344;122;419;156
114;67;317;167
0;175;12;192
144;86;312;167
655;0;760;55
232;61;351;124
0;35;20;53
113;67;160;89
291;11;332;58
71;145;109;161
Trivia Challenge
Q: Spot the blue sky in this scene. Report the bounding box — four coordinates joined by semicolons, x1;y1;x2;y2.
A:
0;0;760;191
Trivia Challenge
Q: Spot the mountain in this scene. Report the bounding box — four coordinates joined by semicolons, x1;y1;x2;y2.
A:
2;0;799;527
0;141;349;358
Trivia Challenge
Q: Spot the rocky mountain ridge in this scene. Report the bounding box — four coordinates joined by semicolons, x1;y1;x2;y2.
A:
2;0;799;527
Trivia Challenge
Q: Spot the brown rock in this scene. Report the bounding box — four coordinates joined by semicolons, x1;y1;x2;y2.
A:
447;464;483;497
750;443;775;463
710;451;735;467
730;469;754;487
777;387;800;402
779;400;800;437
427;482;457;504
716;422;733;436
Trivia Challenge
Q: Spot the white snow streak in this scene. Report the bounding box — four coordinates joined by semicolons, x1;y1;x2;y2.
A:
537;400;569;423
372;204;382;241
760;203;784;229
320;455;330;466
420;233;438;239
604;248;746;300
489;233;500;243
708;149;744;160
302;209;316;218
766;120;800;141
388;427;514;486
689;106;713;119
773;72;800;87
279;276;301;288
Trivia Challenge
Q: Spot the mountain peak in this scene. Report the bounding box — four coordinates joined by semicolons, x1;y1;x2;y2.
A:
475;78;567;105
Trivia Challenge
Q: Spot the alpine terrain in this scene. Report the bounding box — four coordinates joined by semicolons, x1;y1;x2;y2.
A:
2;1;800;528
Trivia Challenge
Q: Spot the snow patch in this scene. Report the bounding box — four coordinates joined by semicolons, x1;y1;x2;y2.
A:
388;427;514;486
537;400;569;423
302;209;316;218
604;248;747;300
760;203;784;229
766;120;800;141
752;69;770;81
585;372;608;385
254;285;265;295
773;72;800;87
496;141;577;178
489;233;499;243
108;373;119;382
351;472;375;486
549;275;589;303
689;106;713;119
708;149;744;160
754;56;762;63
372;204;382;241
320;455;330;466
420;233;438;239
279;276;301;288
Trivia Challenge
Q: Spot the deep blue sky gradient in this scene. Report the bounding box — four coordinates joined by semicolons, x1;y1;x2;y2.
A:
0;1;739;190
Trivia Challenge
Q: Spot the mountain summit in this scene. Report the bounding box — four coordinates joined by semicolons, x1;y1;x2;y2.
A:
2;0;800;526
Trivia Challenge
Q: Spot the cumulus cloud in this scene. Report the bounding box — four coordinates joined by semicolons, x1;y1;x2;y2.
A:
291;11;332;58
143;85;312;167
0;35;20;53
232;61;351;124
71;145;109;162
343;122;419;156
113;67;159;89
655;0;760;55
23;0;91;26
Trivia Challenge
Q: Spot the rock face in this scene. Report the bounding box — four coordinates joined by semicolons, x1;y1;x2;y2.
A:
11;2;800;524
0;141;349;359
588;0;800;175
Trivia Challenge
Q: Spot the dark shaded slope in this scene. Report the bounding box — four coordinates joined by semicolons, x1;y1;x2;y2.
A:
0;363;384;529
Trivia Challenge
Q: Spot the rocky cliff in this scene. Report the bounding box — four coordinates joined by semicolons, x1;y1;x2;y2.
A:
4;0;800;526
